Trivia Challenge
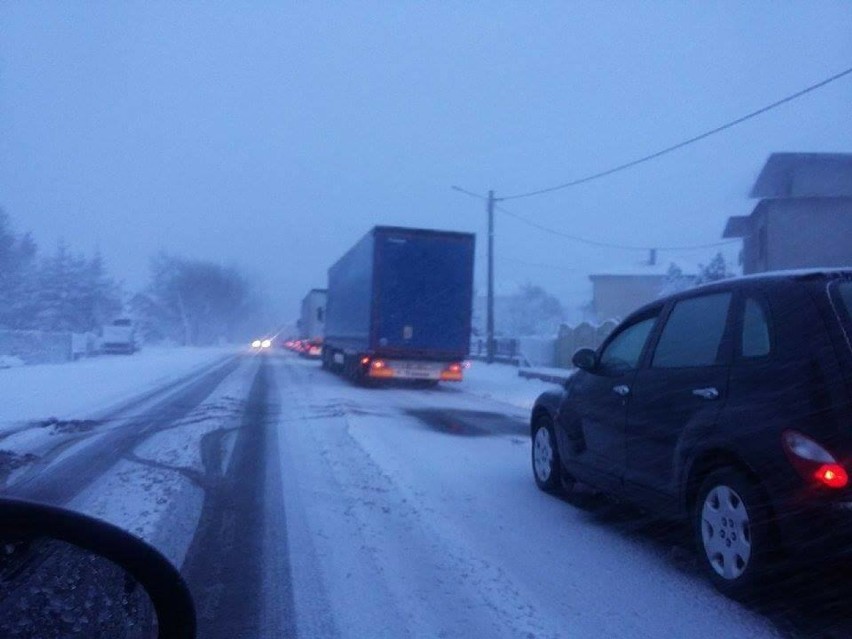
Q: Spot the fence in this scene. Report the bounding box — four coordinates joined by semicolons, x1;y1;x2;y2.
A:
554;320;618;368
470;320;618;369
0;330;99;365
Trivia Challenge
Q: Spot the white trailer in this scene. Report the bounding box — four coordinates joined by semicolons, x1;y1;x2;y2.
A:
299;289;327;341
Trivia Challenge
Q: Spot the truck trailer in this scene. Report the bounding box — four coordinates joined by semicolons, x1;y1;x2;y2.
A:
322;226;475;384
298;288;327;358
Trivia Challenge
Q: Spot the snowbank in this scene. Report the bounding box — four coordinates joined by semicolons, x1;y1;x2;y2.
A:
0;346;235;429
458;361;563;411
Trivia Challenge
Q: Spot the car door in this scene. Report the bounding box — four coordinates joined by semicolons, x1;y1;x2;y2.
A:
557;308;661;492
624;291;734;509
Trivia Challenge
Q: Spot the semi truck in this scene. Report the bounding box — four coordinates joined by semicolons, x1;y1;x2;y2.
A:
298;288;327;358
322;226;475;384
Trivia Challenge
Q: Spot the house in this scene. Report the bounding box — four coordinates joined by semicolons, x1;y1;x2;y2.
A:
588;253;701;324
723;153;852;274
589;272;667;323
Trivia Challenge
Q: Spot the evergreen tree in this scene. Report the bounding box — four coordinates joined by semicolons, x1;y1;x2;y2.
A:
0;211;39;329
695;252;734;285
659;262;693;297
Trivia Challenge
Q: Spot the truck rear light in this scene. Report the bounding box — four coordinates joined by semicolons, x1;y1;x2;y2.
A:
368;359;394;378
782;430;848;489
440;362;463;381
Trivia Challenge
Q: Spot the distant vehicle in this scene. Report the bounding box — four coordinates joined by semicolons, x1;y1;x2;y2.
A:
298;289;326;359
100;318;137;355
300;338;322;359
299;289;326;342
322;226;474;385
251;338;272;349
530;270;852;599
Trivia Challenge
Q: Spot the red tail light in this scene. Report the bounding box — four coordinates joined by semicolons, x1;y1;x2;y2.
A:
815;464;849;489
782;430;848;489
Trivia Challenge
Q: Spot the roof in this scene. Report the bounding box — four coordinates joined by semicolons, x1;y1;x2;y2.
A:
722;216;750;238
750;152;852;198
589;272;668;281
689;268;852;293
621;268;852;321
723;196;852;238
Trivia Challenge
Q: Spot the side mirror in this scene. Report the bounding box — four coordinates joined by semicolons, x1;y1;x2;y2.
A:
572;348;598;372
0;498;196;638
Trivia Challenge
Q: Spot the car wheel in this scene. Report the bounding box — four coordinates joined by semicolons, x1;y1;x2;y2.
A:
694;468;774;600
531;414;572;494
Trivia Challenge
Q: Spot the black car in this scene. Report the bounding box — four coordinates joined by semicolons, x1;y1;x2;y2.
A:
530;269;852;599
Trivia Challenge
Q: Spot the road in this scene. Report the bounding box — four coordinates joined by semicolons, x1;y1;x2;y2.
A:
3;350;852;638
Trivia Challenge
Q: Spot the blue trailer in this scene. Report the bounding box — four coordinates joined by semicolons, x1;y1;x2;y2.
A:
322;226;475;384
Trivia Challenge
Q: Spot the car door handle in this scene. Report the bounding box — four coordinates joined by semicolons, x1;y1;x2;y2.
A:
692;387;720;400
612;385;630;397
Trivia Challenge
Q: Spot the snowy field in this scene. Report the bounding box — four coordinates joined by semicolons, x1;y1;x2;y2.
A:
0;346;236;429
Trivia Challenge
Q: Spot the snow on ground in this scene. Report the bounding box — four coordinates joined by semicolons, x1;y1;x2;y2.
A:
272;355;781;639
458;360;564;411
70;357;257;567
0;346;235;430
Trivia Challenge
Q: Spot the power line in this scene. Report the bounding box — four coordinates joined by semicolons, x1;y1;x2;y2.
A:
500;65;852;201
476;252;579;271
452;186;738;252
496;203;739;252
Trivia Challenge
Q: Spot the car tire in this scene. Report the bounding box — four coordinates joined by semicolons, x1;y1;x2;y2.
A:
531;413;572;494
694;467;775;601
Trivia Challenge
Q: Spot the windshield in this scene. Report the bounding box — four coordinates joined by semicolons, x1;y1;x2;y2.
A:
2;4;852;638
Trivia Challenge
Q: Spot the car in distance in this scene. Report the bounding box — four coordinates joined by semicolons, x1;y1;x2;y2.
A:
530;269;852;599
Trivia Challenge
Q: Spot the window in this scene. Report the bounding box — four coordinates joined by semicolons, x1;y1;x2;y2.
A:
599;315;658;371
317;307;324;322
652;293;732;368
741;298;771;358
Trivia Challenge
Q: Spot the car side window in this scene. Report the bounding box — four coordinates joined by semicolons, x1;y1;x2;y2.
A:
741;297;771;358
599;315;658;372
652;292;732;368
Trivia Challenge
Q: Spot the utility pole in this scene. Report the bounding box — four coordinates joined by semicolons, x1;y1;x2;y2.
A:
486;190;496;364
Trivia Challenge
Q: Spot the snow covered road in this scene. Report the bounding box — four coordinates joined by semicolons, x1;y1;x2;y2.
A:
268;354;783;639
5;349;852;637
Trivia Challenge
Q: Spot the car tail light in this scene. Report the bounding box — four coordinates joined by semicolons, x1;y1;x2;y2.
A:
815;464;849;489
782;430;849;489
360;356;370;365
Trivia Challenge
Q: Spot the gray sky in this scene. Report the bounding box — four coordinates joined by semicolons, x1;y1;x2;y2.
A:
2;2;851;323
